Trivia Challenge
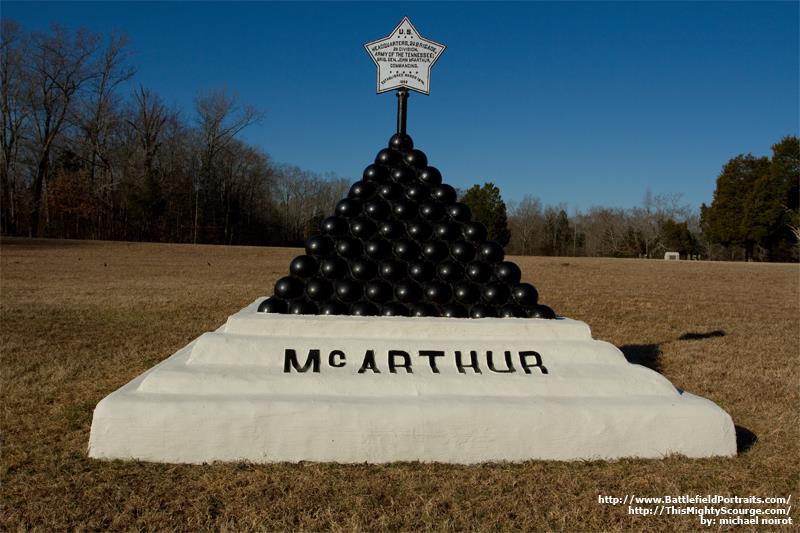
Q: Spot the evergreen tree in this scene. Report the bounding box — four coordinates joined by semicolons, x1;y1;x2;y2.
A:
461;182;511;245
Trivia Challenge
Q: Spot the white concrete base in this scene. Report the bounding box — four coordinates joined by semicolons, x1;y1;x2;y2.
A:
89;299;736;463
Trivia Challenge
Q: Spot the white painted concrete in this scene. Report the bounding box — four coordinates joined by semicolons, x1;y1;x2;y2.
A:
89;298;737;463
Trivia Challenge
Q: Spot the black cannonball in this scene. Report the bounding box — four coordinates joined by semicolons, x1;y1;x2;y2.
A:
364;238;391;260
320;215;348;236
393;238;420;261
430;184;457;203
350;301;378;316
437;261;463;283
335;237;363;258
318;300;347;315
495;261;522;285
404;182;429;202
483;282;510;305
335;198;362;219
378;259;407;281
470;304;497;319
409;303;439;317
350;258;377;280
450;240;476;262
408;261;435;282
305;277;333;301
288;299;318;315
335;279;363;303
378;220;406;239
404;149;427;169
419;201;446;222
465;261;493;283
392;198;417;220
381;302;410;317
375;148;402;166
498;305;526;318
434;221;462;241
389;133;414;152
349;180;376;200
350;217;377;239
418;166;442;186
512;283;539;306
377;182;402;200
526;304;556;319
454;282;480;304
462;221;488;242
395;279;422;303
447;202;472;222
289;255;318;279
365;280;393;303
319;257;348;279
363;164;389;182
421;240;449;262
406;220;432;241
478;241;505;263
391;167;416;184
257;297;287;314
424;281;452;304
363;199;391;220
274;276;304;299
305;235;333;256
441;303;468;318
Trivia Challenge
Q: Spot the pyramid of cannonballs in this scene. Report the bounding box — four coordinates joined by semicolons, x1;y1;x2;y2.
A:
259;133;556;319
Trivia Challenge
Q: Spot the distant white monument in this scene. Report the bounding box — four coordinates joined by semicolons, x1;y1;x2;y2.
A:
664;251;680;260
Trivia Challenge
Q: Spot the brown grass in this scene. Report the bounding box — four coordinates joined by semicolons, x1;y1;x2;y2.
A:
1;238;797;532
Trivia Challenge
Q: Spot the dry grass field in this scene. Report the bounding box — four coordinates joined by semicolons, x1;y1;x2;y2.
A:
1;237;797;532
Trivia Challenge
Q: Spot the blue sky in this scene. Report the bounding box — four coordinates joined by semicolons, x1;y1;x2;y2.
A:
4;1;798;212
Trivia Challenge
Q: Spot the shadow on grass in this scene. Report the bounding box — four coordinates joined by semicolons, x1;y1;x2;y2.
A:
735;425;758;454
620;344;662;372
678;330;726;341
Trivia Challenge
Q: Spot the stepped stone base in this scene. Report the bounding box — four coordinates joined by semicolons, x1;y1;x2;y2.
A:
89;299;736;463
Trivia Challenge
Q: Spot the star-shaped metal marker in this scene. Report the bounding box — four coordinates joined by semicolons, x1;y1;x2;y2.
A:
364;17;446;95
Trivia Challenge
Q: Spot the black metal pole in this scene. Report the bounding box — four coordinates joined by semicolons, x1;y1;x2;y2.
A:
396;88;409;134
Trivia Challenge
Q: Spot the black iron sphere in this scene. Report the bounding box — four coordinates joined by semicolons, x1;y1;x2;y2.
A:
483;282;510;305
447;203;472;222
430;184;457;204
335;237;363;259
441;303;468;318
319;257;348;279
289;255;318;279
350;301;378;316
378;220;406;239
320;216;348;236
478;241;505;263
395;280;422;303
434;221;462;241
288;300;318;315
365;280;393;303
318;301;347;315
257;297;287;314
436;260;464;283
364;238;392;261
462;221;488;242
350;217;377;239
421;240;449;262
350;258;377;281
404;149;428;169
526;304;556;319
409;303;438;317
404;182;430;202
379;259;407;281
470;304;497;319
406;220;433;241
393;238;420;261
377;182;403;200
335;198;362;219
419;201;446;222
498;305;526;318
392;199;417;220
274;276;304;299
424;281;452;304
363;199;391;220
349;180;376;200
305;278;333;301
453;282;480;305
408;261;435;282
418;166;442;186
335;280;363;303
305;235;334;256
375;148;402;166
450;240;476;262
512;283;539;306
363;164;389;182
389;132;414;152
495;261;522;285
391;167;416;184
381;302;410;317
465;261;493;283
